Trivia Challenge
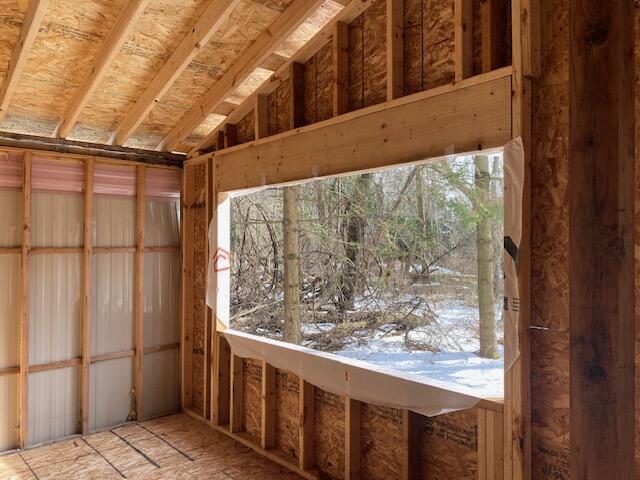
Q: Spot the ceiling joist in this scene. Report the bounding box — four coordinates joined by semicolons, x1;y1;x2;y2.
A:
56;0;151;139
111;0;242;147
159;0;326;152
0;0;50;122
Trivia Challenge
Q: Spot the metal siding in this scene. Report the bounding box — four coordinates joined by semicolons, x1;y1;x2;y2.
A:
143;252;180;348
0;190;22;248
0;375;18;452
143;350;180;419
31;192;83;248
89;358;133;431
0;255;20;369
94;196;135;248
144;199;179;247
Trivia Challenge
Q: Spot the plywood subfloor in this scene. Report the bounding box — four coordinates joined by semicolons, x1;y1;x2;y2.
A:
0;413;303;479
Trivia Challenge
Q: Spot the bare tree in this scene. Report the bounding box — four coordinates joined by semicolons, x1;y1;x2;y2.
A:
283;186;302;343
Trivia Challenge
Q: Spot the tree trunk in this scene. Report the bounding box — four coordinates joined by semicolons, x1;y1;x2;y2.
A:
283;186;302;344
475;155;498;358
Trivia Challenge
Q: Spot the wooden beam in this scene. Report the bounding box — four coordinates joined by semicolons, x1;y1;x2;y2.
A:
215;72;512;192
112;0;241;145
230;354;244;432
454;0;473;81
261;362;275;449
80;158;94;434
215;130;226;151
344;398;361;480
480;0;503;73
298;379;314;470
289;62;306;129
386;0;403;100
188;0;374;156
214;335;231;425
160;0;325;151
569;1;634;478
0;131;185;166
224;124;238;149
19;152;31;449
134;165;145;420
255;94;269;140
332;22;349;115
29;358;82;374
204;156;215;420
478;408;504;480
521;0;540;78
57;0;150;138
401;410;420;480
180;167;194;409
0;0;50;121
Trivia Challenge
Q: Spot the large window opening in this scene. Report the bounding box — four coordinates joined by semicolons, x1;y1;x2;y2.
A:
229;153;504;397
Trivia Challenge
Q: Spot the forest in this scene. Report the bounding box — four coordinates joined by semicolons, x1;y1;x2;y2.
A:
229;154;504;396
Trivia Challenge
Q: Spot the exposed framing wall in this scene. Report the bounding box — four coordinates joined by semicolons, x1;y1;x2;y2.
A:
0;146;182;450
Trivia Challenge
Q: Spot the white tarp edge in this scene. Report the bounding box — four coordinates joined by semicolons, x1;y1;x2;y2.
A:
207;137;524;416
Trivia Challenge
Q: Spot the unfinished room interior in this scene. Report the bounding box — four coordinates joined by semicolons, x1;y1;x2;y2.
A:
0;0;635;478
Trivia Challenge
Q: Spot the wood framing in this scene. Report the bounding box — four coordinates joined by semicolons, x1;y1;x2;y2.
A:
333;22;349;116
160;0;326;151
454;0;473;81
213;335;231;425
214;71;511;192
0;0;49;121
569;1;635;478
478;408;504;480
181;165;194;409
134;165;145;420
80;157;94;433
261;362;276;449
112;0;241;145
344;398;361;479
255;95;269;140
57;0;150;138
19;152;31;448
298;379;315;470
401;410;420;479
480;0;503;73
290;62;306;129
230;354;244;432
386;0;403;100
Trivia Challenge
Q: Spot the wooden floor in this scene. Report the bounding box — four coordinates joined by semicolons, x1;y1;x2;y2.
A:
0;413;302;479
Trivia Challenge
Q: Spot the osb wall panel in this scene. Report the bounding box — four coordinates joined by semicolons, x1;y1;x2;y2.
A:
268;81;292;135
360;404;402;480
420;408;478;479
314;389;345;479
235;109;256;145
530;0;569;478
348;0;386;111
305;41;334;125
636;4;640;475
243;358;262;441
192;162;208;414
275;369;299;459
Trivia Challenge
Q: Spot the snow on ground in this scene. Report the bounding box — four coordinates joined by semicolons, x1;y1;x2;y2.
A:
317;299;504;398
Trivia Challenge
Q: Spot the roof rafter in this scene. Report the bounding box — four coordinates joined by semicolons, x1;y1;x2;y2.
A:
56;0;151;139
0;0;50;122
111;0;242;146
189;0;373;156
159;0;326;152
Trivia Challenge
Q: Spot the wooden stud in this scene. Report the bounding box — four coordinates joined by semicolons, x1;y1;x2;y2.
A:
332;22;349;116
160;0;325;151
0;0;50;121
454;0;473;81
80;157;94;433
30;247;83;254
180;166;194;409
113;0;241;145
401;410;420;480
521;0;540;78
480;0;503;73
298;379;314;470
18;152;31;448
478;409;504;480
386;0;404;100
289;62;306;129
30;358;82;374
569;1;634;478
261;362;276;449
204;159;214;420
344;398;361;480
215;130;226;151
0;247;21;255
255;94;269;140
57;0;150;138
230;354;244;432
134;165;145;420
214;335;231;426
224;124;238;149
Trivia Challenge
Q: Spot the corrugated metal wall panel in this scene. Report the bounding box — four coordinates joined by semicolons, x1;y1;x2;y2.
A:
0;255;20;369
91;253;134;355
144;199;179;247
143;350;180;419
28;367;80;446
0;375;18;452
31;192;83;248
0;190;22;248
89;358;133;431
94;196;135;248
144;252;180;348
29;254;82;364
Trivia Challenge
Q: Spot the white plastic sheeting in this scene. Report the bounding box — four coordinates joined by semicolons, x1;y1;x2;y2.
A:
31;192;83;248
94;196;135;247
144;252;180;348
89;358;134;431
0;375;18;452
144;199;179;247
0;256;20;369
0;190;22;247
28;367;80;446
143;350;180;419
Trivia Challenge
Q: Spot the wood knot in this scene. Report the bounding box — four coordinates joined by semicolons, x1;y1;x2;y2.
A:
586;364;606;383
586;25;608;46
